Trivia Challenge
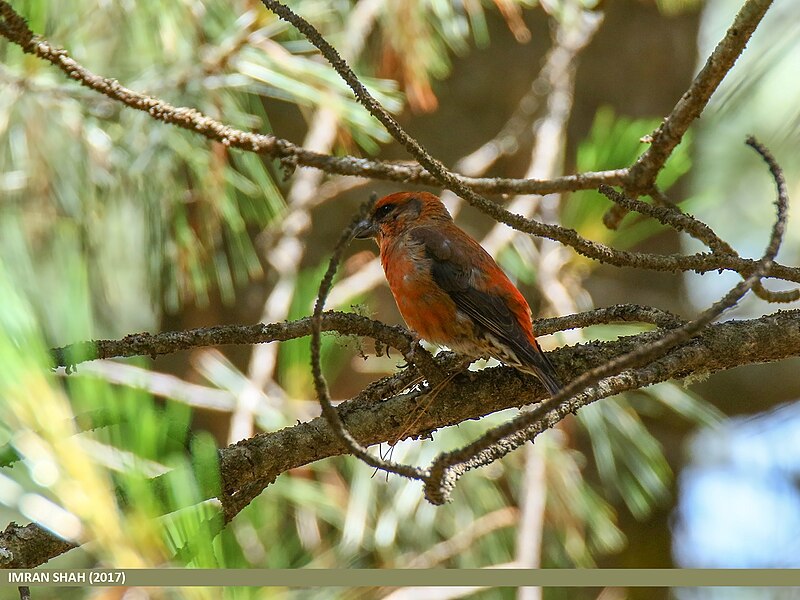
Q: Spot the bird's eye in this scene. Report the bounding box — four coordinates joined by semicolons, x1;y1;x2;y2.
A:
374;203;395;220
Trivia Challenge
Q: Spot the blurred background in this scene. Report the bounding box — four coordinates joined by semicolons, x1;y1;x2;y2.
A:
1;0;799;598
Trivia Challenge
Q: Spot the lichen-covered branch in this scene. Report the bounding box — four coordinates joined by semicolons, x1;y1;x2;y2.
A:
0;522;77;569
50;312;415;370
9;308;800;568
49;303;690;371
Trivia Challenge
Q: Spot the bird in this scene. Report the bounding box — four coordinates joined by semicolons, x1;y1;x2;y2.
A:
352;191;562;397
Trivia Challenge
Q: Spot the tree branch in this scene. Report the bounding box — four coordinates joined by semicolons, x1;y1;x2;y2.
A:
49;303;689;371
0;522;77;569
50;312;415;370
9;309;800;568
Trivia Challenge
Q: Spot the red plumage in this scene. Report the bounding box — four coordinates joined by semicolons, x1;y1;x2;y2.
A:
354;191;562;396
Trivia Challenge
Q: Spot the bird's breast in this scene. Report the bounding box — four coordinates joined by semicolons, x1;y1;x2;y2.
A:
379;237;470;345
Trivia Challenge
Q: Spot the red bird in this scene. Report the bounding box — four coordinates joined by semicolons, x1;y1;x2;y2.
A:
353;191;562;396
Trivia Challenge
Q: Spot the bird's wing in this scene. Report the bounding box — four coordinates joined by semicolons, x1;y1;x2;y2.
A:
411;227;533;356
412;226;562;395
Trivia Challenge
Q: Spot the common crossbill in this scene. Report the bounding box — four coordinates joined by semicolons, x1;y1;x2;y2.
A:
353;191;562;396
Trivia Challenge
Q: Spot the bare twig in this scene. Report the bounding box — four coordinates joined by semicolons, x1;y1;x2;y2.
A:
752;281;800;303
259;0;603;255
534;304;683;334
603;0;774;227
598;185;736;256
49;303;686;371
696;142;793;304
626;0;774;194
598;186;799;303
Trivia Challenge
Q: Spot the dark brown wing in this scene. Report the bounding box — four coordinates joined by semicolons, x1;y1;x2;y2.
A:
412;231;532;353
411;227;562;395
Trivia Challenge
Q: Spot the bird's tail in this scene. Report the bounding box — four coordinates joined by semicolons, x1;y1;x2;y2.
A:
520;342;562;397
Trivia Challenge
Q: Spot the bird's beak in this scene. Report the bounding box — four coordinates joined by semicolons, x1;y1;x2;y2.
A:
352;218;378;240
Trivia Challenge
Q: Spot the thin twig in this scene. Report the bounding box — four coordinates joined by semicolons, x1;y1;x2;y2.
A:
258;0;617;259
598;186;799;303
49;303;686;370
598;185;736;256
752;281;800;303
626;0;774;194
533;304;684;335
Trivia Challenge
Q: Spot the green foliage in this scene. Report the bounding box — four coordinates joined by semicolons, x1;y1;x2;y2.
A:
579;383;721;519
0;0;405;332
0;259;223;569
278;262;357;399
497;244;539;286
542;439;626;566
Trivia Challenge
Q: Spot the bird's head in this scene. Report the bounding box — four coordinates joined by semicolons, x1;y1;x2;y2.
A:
353;192;452;241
